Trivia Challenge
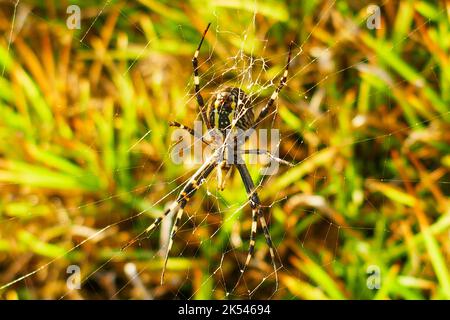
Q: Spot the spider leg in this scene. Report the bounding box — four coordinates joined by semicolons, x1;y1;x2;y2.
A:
253;42;293;129
242;149;294;167
123;160;215;282
122;202;177;250
192;23;212;129
169;121;211;145
235;162;279;290
160;160;216;284
160;207;184;284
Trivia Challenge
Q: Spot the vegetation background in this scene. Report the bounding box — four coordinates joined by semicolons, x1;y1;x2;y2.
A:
0;0;449;299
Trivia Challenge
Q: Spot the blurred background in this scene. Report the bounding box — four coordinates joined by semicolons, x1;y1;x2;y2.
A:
0;0;449;300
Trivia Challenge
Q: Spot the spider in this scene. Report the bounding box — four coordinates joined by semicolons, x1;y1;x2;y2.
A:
129;23;293;287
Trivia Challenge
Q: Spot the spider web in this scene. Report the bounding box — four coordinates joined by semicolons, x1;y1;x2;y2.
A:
0;0;449;300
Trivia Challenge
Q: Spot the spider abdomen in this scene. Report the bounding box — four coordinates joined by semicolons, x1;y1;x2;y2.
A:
207;87;254;133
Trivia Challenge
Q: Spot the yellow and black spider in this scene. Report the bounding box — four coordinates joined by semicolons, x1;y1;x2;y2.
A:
133;23;293;286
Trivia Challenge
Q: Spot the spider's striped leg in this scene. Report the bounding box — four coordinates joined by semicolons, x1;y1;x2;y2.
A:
192;23;211;129
244;202;258;269
160;160;216;284
169;121;210;145
160;207;184;284
242;149;294;167
122;201;178;250
235;162;279;289
253;42;293;129
169;121;196;136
